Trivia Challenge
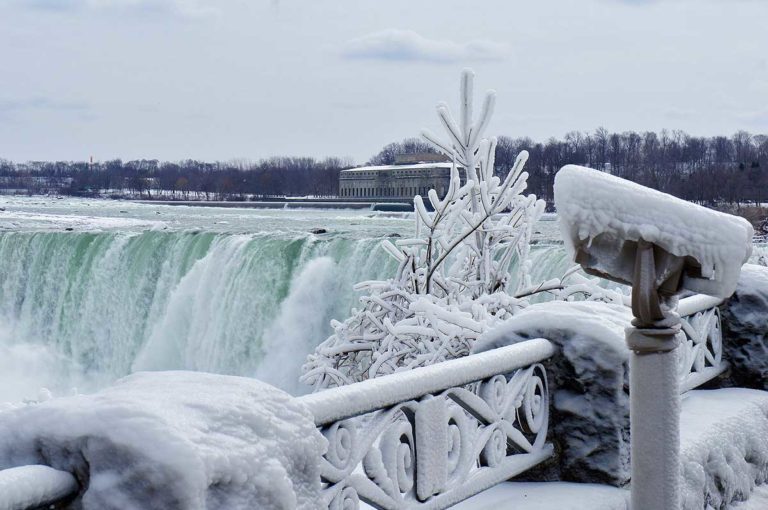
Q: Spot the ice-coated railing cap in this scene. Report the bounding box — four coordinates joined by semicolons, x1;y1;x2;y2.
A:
553;165;753;299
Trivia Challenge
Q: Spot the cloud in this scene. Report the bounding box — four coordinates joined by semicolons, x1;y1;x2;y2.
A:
342;29;509;63
0;97;92;121
737;109;768;127
0;97;89;113
664;107;696;121
20;0;216;19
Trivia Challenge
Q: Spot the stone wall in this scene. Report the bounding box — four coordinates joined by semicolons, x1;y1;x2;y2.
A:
721;263;768;389
473;300;634;486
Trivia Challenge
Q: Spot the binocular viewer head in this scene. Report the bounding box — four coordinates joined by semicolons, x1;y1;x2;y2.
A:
554;165;753;303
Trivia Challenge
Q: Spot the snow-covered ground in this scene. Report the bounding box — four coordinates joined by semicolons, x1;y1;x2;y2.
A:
454;482;628;510
0;371;325;510
456;388;768;510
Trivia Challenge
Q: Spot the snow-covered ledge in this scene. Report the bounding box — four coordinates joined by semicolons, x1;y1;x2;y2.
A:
296;339;556;509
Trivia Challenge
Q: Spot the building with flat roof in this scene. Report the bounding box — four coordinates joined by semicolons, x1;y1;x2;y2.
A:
339;154;455;200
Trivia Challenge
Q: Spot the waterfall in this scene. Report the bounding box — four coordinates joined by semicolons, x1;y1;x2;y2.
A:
0;231;395;399
0;214;571;401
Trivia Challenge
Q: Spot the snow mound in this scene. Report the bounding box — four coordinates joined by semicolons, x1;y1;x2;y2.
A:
0;371;325;510
453;481;628;510
680;388;768;509
554;165;753;298
476;300;630;357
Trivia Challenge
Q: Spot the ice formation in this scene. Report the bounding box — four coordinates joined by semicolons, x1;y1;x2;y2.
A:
0;372;325;510
680;389;768;509
554;165;753;298
301;72;625;391
302;69;546;389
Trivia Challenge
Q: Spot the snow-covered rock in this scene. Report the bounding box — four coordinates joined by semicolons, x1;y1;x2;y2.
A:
554;165;753;298
474;300;633;486
721;263;768;389
0;371;325;510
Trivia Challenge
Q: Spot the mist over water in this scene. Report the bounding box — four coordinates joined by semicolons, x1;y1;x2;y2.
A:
0;197;569;401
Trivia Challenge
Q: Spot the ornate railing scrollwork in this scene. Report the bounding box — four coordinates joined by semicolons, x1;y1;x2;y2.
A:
677;295;726;393
298;340;555;510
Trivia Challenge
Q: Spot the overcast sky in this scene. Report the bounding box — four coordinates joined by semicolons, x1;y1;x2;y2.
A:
1;0;766;164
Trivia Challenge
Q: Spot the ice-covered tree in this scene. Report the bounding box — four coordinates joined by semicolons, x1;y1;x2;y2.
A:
301;69;549;390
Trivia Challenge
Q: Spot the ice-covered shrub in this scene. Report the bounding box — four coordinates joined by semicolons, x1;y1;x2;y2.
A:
301;71;627;391
301;70;547;390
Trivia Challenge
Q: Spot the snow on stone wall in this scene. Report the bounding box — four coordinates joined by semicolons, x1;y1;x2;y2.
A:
721;263;768;389
474;300;634;486
0;372;325;510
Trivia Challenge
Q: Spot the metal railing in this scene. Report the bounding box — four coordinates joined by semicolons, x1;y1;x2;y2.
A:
677;294;726;393
296;338;556;510
0;465;78;510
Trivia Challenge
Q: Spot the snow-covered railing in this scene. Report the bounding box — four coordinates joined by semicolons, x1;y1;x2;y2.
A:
0;465;78;510
678;294;726;393
297;338;556;509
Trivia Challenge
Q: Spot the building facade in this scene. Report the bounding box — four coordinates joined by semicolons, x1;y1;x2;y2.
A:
339;154;455;200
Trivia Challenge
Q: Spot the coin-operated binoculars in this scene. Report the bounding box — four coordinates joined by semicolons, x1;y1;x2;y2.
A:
554;165;753;510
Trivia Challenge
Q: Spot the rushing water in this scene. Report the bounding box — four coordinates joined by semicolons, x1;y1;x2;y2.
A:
0;197;569;401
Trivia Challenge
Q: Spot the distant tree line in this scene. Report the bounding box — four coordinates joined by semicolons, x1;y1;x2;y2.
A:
1;129;766;205
489;129;768;208
0;157;351;200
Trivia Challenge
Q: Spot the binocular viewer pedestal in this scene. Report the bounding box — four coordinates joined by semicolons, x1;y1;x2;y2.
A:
555;165;753;510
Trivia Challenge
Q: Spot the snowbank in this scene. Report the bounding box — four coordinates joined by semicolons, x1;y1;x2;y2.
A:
474;300;633;486
554;165;753;298
680;388;768;509
721;263;768;389
0;371;325;510
452;481;629;510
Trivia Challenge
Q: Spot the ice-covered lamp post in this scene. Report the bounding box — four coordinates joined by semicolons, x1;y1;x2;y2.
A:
554;165;752;510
